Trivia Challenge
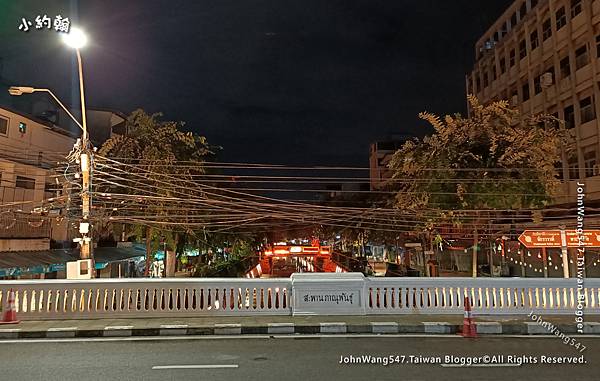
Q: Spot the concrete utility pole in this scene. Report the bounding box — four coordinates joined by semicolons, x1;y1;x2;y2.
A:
559;224;569;278
76;47;92;265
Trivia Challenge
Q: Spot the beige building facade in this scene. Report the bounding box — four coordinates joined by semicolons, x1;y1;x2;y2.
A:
467;0;600;205
0;106;76;250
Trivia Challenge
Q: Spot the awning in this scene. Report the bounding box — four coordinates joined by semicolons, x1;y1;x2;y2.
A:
0;245;147;276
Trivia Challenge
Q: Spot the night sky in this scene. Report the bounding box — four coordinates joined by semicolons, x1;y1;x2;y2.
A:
2;0;512;166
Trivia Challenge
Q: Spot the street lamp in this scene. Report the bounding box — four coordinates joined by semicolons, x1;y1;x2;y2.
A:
61;27;88;49
61;27;89;143
8;87;83;130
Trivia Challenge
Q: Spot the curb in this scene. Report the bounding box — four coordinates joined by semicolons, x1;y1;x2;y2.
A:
0;321;597;339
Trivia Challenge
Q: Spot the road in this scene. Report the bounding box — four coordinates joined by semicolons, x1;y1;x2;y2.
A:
1;335;598;380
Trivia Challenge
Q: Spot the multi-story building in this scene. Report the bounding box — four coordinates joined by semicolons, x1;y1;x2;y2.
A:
0;106;77;252
369;136;410;190
466;0;600;206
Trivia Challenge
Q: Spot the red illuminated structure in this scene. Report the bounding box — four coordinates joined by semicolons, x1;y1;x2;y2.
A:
258;244;337;277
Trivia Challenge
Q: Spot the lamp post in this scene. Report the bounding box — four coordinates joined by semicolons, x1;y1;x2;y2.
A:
62;27;93;264
8;27;93;266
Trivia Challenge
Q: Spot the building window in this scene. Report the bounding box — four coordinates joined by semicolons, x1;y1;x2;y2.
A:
580;96;596;123
596;35;600;57
560;56;571;78
509;49;516;66
0;116;7;136
18;122;27;134
571;0;583;18
555;162;564;180
492;65;497;81
500;57;506;74
542;18;552;40
483;72;489;88
564;105;575;128
44;182;61;195
545;65;555;86
575;44;589;69
555;7;567;30
530;30;539;50
584;147;597;177
510;86;518;101
522;81;530;101
534;75;542;94
15;176;35;190
568;156;579;180
511;12;518;29
519;2;527;19
549;111;560;128
475;76;481;92
519;39;527;59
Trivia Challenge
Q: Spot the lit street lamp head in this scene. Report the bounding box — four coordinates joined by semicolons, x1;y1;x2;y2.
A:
8;86;35;96
62;27;88;49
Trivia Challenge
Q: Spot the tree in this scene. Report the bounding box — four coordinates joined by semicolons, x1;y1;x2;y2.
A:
388;96;572;277
97;109;213;275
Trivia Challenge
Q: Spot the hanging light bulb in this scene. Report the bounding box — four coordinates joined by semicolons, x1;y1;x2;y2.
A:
537;253;542;259
554;266;559;270
527;252;531;257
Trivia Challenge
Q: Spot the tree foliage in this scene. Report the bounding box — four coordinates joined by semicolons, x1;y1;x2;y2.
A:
96;109;214;270
389;96;572;218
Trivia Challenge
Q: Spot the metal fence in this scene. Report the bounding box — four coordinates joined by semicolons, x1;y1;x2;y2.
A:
0;276;598;320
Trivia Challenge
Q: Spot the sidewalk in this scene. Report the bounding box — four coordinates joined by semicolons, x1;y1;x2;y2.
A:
1;314;599;339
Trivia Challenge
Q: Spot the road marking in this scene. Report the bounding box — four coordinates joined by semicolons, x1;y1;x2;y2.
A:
152;364;238;370
441;364;522;368
2;333;600;344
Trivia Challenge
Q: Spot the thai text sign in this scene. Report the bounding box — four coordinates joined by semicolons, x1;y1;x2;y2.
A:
518;230;600;248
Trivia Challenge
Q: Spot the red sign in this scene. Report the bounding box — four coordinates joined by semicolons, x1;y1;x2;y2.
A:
518;230;600;248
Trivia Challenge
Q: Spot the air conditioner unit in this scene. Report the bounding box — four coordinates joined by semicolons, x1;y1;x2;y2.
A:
541;72;553;88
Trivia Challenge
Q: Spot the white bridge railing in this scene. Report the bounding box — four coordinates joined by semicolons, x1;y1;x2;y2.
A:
0;276;598;320
0;279;291;320
366;278;600;315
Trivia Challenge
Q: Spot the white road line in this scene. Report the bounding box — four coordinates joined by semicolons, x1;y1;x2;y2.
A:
441;364;522;368
152;364;238;370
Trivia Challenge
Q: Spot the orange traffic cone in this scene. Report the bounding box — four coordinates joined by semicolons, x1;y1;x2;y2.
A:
0;289;20;324
461;295;477;338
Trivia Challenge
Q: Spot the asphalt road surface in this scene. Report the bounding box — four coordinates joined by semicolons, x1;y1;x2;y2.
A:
1;335;599;381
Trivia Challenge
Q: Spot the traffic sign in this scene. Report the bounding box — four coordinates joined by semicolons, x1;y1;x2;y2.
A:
518;230;600;248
